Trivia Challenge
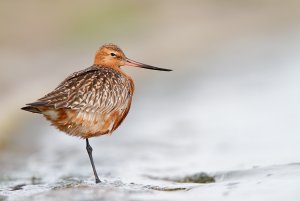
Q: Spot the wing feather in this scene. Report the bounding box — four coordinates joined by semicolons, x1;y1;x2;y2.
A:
29;66;133;116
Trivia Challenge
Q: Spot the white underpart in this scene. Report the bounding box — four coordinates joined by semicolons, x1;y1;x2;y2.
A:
43;110;58;121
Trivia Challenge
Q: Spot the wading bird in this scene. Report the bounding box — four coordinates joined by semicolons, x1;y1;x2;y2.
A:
21;44;172;183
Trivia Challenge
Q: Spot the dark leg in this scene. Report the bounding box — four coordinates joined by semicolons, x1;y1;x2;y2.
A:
86;138;101;183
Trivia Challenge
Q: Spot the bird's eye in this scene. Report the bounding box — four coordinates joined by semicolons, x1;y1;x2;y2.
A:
110;53;116;57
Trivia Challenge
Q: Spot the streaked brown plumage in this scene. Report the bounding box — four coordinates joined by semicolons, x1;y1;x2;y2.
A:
27;66;134;138
21;43;172;183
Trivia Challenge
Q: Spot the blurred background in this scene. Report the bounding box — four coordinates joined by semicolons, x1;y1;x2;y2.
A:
1;1;300;200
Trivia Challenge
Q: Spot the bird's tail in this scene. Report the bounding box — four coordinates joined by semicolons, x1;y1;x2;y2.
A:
21;101;47;114
21;106;42;114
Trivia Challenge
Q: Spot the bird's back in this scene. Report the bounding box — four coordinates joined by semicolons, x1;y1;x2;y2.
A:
22;65;134;138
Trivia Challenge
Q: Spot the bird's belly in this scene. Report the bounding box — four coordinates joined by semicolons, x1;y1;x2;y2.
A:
43;108;124;138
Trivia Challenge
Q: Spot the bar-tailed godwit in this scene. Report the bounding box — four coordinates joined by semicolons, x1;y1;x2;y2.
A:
22;44;172;183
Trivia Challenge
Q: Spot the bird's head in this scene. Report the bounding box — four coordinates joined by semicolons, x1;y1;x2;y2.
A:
94;43;172;71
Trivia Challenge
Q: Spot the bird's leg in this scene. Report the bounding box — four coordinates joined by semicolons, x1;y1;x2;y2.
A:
86;138;101;183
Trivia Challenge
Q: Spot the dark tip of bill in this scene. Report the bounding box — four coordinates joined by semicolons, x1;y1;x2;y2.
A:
142;66;173;71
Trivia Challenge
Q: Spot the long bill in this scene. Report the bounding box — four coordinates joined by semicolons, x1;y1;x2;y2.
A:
125;58;172;71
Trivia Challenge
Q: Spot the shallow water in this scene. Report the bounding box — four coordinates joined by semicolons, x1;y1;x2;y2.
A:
1;160;299;201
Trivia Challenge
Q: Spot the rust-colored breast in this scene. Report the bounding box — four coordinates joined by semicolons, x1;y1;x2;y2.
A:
36;65;134;138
